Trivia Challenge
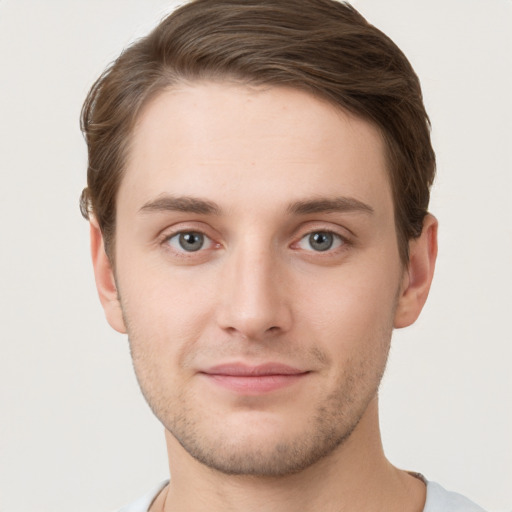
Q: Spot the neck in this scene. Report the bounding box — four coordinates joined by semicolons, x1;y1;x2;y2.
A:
155;398;425;512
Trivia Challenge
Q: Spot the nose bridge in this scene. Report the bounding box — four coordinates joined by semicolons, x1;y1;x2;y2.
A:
217;234;290;338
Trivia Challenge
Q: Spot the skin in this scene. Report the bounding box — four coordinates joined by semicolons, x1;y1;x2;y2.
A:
91;82;437;511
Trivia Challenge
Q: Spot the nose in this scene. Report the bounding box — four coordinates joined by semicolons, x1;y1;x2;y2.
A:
216;239;292;341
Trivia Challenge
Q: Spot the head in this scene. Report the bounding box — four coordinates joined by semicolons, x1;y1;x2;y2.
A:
84;0;437;477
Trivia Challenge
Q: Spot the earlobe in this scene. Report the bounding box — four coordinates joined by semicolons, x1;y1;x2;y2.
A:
90;218;127;334
394;214;438;329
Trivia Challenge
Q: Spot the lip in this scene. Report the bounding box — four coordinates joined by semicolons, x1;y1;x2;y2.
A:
200;363;310;394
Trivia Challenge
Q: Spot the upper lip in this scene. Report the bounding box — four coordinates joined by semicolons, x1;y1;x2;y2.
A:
201;363;308;376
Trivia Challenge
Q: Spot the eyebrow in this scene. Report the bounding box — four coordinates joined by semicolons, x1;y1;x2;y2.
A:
139;196;221;215
139;195;374;217
287;197;374;216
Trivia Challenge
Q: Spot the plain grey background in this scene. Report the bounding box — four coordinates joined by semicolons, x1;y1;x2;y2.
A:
0;1;511;511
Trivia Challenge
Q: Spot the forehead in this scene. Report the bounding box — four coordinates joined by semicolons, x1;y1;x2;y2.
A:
121;82;391;214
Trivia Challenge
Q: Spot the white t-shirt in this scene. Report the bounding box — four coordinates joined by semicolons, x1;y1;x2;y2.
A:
115;478;487;512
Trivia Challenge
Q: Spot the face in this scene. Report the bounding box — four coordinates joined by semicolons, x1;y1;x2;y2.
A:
99;82;415;476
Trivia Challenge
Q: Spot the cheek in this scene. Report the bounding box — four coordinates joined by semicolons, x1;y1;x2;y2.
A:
295;259;402;347
120;273;213;404
117;261;217;357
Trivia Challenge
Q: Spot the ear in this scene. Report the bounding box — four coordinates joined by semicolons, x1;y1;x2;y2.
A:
394;214;438;329
90;218;127;334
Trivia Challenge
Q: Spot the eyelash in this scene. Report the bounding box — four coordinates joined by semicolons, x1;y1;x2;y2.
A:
159;227;351;258
160;229;217;258
295;230;347;253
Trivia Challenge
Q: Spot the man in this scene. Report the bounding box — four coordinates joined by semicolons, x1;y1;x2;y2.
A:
80;1;487;510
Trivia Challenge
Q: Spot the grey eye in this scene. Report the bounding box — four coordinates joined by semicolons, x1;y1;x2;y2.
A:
178;232;205;252
297;231;343;252
309;232;334;251
166;231;209;252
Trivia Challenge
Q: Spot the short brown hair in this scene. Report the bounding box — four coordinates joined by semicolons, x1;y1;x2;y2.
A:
80;0;435;263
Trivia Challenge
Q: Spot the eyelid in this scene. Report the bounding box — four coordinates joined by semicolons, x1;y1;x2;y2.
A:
292;220;352;241
158;221;216;240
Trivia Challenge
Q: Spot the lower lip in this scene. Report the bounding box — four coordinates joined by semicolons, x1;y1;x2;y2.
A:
203;373;308;394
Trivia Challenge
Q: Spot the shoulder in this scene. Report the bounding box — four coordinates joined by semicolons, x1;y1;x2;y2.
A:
113;480;169;512
424;480;487;512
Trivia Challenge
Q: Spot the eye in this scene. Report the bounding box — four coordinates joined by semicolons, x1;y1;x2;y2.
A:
297;231;344;252
166;231;213;252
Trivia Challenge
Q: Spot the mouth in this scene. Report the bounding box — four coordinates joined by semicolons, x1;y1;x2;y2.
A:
199;363;310;394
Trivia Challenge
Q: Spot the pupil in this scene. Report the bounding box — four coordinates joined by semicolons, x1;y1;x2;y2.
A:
310;232;333;251
179;232;204;252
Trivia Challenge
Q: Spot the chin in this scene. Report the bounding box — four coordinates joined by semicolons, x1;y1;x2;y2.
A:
167;408;360;477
